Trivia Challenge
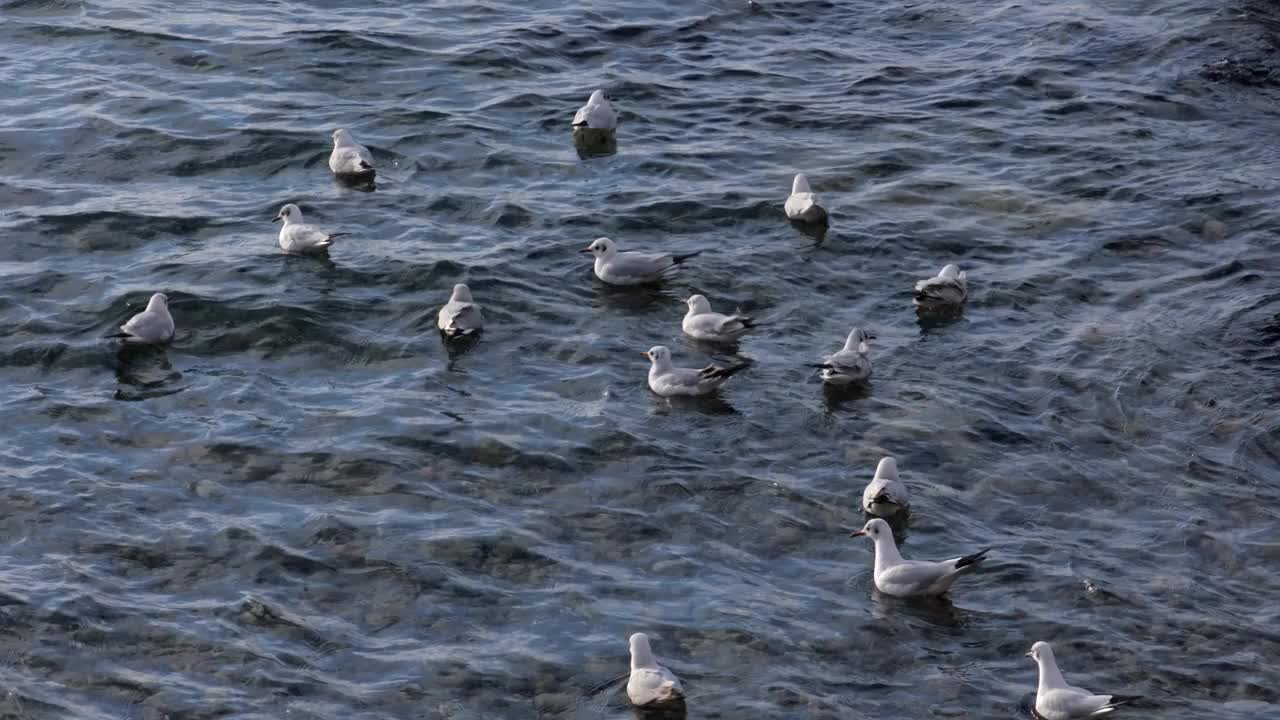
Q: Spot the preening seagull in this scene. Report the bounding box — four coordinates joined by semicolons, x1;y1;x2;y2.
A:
437;283;484;337
862;457;909;516
580;237;701;286
810;328;873;385
329;128;375;177
273;204;349;255
627;633;684;707
117;293;175;344
643;345;745;397
682;294;754;342
784;173;828;223
1028;641;1142;719
913;264;968;307
850;518;990;597
573;89;617;130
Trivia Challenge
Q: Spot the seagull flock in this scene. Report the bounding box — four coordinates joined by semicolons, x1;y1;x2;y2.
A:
112;89;1140;718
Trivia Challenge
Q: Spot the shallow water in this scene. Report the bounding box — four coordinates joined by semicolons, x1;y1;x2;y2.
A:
1;0;1279;718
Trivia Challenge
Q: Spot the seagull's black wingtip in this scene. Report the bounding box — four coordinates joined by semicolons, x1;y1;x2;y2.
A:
955;547;991;569
672;250;703;264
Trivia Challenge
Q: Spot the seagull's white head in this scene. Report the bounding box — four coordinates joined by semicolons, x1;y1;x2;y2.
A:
850;517;892;540
792;173;812;195
844;327;874;352
273;204;302;224
451;283;473;303
629;632;657;669
1026;641;1054;663
939;263;962;280
874;457;898;480
580;236;617;259
641;345;671;367
147;293;169;311
685;294;712;314
332;128;356;147
588;89;610;106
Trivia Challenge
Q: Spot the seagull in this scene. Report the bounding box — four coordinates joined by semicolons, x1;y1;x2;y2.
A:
643;345;745;397
809;328;873;385
115;292;175;344
784;173;828;223
573;89;617;130
627;633;684;707
273;204;349;255
862;457;909;517
329;128;375;177
1029;641;1142;719
913;264;968;307
682;294;754;342
850;518;990;597
437;283;484;338
580;237;701;286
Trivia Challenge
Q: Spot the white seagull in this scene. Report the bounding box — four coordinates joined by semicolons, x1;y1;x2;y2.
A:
913;264;968;307
1029;641;1141;719
850;518;990;597
627;633;684;707
682;294;754;342
784;173;828;223
862;457;909;517
643;345;745;397
437;283;484;338
117;292;175;344
580;237;701;286
810;328;873;385
328;128;375;177
572;89;617;130
273;204;349;255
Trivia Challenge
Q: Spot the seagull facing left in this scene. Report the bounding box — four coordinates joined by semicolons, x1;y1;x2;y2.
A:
643;345;745;397
573;89;617;130
850;518;990;597
273;204;349;255
580;237;701;286
626;633;684;707
437;283;484;337
1029;641;1142;719
862;457;909;517
117;292;175;344
328;128;375;177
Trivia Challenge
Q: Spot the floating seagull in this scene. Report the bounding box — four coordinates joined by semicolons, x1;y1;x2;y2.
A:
862;457;909;517
573;89;617;130
850;518;990;597
1029;641;1141;719
682;295;754;342
784;173;828;224
643;345;745;397
329;129;375;177
580;237;701;286
913;264;968;307
273;204;349;255
437;283;484;338
810;328;873;385
627;633;684;707
115;292;175;344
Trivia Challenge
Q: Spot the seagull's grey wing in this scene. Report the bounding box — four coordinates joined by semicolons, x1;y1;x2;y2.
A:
283;224;335;252
828;349;869;372
1039;687;1114;718
120;309;172;342
611;252;674;280
913;276;966;304
439;301;483;331
879;559;958;591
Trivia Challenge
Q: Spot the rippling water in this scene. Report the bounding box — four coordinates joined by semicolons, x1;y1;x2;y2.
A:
2;0;1279;718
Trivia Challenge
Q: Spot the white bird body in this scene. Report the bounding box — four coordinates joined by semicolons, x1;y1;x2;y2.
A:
581;237;700;286
914;264;968;307
682;295;753;342
328;128;375;176
1030;642;1140;719
437;283;484;337
644;345;744;397
118;293;175;344
862;457;909;516
626;633;684;707
785;173;828;223
573;90;617;130
274;204;347;255
851;518;989;597
814;328;872;385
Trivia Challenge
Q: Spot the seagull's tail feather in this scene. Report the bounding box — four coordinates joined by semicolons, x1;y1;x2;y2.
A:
326;233;351;242
954;547;991;569
701;363;748;381
106;331;131;339
1102;695;1143;710
672;250;702;265
807;363;835;369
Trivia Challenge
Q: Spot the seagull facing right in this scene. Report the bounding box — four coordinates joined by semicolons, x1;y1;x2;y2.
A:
1029;641;1142;719
862;457;910;517
572;89;617;130
850;518;990;597
810;328;873;385
913;264;968;308
437;283;484;338
682;294;754;342
580;237;701;286
626;633;684;707
328;129;375;177
117;292;175;344
643;345;745;397
784;173;828;223
273;204;349;255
